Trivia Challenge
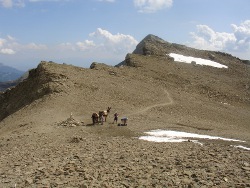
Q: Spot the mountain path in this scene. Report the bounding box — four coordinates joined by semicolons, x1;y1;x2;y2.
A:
127;90;173;116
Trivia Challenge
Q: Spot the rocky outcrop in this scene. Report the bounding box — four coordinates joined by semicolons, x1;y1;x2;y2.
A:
133;34;171;56
0;61;69;121
132;34;196;57
90;62;111;70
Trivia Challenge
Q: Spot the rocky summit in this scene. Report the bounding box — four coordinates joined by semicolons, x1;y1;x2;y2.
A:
0;34;250;187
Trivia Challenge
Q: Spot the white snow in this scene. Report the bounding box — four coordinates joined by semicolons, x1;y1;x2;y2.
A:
139;130;245;145
139;135;188;143
233;145;250;151
168;53;228;69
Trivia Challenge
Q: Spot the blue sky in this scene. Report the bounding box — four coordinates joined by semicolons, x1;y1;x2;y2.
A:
0;0;250;71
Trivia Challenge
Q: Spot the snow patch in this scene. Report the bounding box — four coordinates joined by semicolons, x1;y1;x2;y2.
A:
139;130;245;146
233;145;250;151
168;53;228;69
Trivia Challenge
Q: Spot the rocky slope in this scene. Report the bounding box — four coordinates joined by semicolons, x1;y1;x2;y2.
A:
0;35;249;187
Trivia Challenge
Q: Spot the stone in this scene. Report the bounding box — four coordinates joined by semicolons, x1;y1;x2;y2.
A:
182;178;192;184
242;167;250;171
25;178;33;185
243;162;249;167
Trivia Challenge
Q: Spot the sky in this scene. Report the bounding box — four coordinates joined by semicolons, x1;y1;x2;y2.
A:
0;0;250;71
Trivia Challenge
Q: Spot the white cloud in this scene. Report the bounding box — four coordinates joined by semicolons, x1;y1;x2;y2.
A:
76;40;96;51
0;0;25;8
0;38;6;48
2;28;137;67
0;28;137;68
189;20;250;59
0;35;47;55
0;0;13;8
26;43;47;50
54;28;138;64
0;36;16;54
0;48;15;54
87;28;138;53
59;42;76;51
231;20;250;50
0;0;69;8
0;0;113;8
190;25;237;51
7;35;15;41
134;0;173;13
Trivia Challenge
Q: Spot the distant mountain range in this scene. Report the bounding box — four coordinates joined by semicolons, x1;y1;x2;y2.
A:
0;63;26;92
0;63;25;82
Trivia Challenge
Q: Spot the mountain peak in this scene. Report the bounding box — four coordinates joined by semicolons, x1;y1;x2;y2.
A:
131;34;195;57
142;34;166;43
132;34;171;55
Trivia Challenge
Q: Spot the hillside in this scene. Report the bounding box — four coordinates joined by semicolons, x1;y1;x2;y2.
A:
0;35;249;187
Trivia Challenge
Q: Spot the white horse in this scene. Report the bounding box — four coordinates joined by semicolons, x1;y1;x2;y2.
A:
99;107;111;122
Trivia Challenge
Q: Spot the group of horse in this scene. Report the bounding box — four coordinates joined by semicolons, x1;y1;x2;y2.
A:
91;107;111;125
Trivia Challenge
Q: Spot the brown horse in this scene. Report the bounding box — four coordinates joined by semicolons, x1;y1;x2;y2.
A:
92;112;99;125
99;107;111;122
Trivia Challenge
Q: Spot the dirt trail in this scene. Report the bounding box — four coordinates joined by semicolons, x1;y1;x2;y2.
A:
128;90;173;116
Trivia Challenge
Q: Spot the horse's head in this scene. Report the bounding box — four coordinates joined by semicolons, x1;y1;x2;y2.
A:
107;107;111;113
